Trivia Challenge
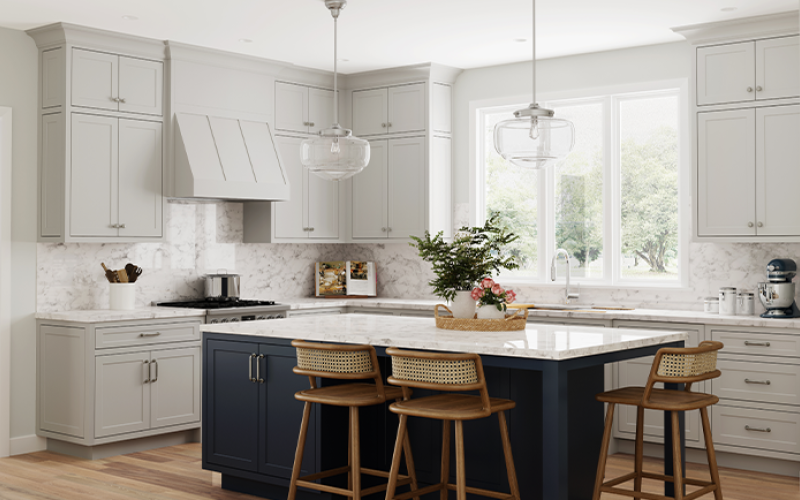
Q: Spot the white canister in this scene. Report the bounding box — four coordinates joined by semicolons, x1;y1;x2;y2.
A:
736;292;755;316
703;297;719;314
719;287;737;315
109;283;136;310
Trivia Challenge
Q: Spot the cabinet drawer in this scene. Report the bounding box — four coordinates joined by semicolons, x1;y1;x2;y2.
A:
712;405;800;455
96;322;200;349
713;358;800;406
712;330;800;358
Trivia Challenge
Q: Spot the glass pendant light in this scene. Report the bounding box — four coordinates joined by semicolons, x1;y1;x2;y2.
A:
493;0;575;169
301;0;370;181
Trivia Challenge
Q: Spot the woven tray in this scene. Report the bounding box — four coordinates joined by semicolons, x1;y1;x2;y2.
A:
434;304;529;332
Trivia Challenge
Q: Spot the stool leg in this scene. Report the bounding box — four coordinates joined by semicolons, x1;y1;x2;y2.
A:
455;420;466;500
671;411;684;500
440;420;451;500
386;414;408;500
402;428;420;500
498;411;520;500
700;407;723;500
348;412;353;491
634;406;645;499
351;406;361;500
592;402;615;500
288;401;312;500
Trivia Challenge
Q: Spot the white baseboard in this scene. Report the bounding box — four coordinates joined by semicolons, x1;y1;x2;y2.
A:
10;434;46;456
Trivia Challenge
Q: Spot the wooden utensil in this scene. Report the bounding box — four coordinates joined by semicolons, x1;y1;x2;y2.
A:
101;263;119;283
125;263;143;283
117;269;129;283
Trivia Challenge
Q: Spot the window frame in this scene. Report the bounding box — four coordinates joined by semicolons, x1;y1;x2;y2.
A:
470;79;690;289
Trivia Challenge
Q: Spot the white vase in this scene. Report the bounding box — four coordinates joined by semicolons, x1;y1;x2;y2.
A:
449;291;476;319
477;305;505;320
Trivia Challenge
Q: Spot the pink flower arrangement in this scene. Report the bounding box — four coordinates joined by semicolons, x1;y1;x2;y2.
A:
470;278;516;311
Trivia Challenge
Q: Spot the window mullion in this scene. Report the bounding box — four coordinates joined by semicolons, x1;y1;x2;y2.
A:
609;96;621;286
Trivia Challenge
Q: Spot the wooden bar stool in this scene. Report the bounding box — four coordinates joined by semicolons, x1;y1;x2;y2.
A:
288;340;419;500
384;347;520;500
593;340;725;500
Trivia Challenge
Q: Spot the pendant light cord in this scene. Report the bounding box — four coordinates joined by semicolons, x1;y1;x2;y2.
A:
333;16;339;125
531;0;536;105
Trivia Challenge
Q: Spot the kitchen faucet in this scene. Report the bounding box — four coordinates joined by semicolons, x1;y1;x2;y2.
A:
551;249;580;304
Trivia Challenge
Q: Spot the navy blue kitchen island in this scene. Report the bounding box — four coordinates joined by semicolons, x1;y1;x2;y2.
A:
201;314;687;500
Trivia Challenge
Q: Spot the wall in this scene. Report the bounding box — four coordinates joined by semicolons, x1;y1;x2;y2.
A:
38;202;436;311
0;27;39;453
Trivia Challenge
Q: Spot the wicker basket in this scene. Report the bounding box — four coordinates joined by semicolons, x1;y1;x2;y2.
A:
434;304;528;332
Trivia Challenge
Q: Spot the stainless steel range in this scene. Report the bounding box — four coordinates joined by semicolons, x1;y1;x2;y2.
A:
156;299;290;324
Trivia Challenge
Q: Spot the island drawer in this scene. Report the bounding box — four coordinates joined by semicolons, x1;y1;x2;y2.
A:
712;405;800;455
713;357;800;406
96;322;200;349
711;329;800;358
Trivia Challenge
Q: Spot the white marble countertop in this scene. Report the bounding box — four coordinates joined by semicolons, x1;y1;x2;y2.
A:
200;313;688;361
35;307;206;323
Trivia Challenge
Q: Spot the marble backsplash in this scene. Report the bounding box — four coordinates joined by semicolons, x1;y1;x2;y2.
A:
37;201;800;313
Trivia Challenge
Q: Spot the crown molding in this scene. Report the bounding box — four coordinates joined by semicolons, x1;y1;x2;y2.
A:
672;11;799;45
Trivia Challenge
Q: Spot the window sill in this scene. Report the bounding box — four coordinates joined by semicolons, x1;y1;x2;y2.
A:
496;278;689;291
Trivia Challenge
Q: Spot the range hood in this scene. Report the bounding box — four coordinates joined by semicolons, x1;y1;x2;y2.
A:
174;113;290;201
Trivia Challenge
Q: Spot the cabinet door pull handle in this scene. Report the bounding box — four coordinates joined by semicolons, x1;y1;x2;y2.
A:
381;227;387;232
119;223;126;229
309;122;315;127
140;332;161;337
309;227;314;231
745;425;771;433
111;97;120;102
381;123;387;128
110;223;119;228
387;122;392;127
757;222;763;228
744;341;770;347
143;360;150;383
744;378;771;385
747;87;753;92
257;354;265;383
119;98;126;103
248;353;256;382
748;222;754;227
387;227;392;232
151;360;158;382
756;86;763;92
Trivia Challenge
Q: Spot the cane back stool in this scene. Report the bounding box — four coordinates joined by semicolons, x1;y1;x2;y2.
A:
288;340;419;500
384;347;520;500
593;340;725;500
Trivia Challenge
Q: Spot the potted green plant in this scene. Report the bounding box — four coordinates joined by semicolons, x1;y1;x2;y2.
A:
410;214;520;318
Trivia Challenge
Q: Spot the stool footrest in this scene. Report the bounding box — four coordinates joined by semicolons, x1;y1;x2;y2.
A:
640;471;713;488
600;486;672;500
603;471;637;487
445;483;515;499
298;465;349;482
393;483;442;500
600;471;717;500
298;468;413;498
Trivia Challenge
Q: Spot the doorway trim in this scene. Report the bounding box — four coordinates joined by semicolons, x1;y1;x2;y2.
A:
0;107;12;457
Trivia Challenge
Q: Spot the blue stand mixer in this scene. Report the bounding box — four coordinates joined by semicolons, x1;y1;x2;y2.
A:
757;258;800;318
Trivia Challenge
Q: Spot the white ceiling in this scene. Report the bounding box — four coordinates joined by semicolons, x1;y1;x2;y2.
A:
1;0;798;74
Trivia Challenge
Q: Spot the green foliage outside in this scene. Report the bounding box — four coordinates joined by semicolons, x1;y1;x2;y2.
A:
409;215;520;302
555;150;604;268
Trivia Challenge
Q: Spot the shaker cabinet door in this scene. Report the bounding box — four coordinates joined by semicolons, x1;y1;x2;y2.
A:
307;171;339;240
696;109;756;236
387;137;426;239
118;119;163;238
388;83;426;135
352;140;388;238
273;136;308;239
353;88;388;137
70;113;118;237
72;48;119;111
150;347;201;429
755;36;800;101
95;352;151;438
275;82;309;134
118;56;163;116
308;88;335;136
755;105;800;236
696;42;755;106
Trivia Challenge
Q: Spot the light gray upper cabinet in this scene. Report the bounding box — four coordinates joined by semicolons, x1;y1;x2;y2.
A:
244;135;343;243
697;105;800;238
70;114;163;239
697;36;799;106
352;137;425;240
71;48;163;116
275;82;334;136
352;83;426;136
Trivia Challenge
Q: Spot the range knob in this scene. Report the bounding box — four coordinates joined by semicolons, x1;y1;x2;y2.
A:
210;319;219;324
256;316;266;320
220;318;229;323
230;318;240;322
268;315;276;319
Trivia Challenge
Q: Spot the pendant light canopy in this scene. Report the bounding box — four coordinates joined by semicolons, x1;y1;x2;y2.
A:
493;0;575;169
301;0;370;181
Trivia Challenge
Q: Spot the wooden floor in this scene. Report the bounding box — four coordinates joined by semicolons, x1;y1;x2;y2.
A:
0;444;797;499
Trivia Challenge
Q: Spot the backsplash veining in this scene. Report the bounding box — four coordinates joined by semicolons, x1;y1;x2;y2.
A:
37;201;800;313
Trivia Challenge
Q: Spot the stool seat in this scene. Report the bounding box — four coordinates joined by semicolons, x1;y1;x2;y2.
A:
596;387;719;411
296;383;406;407
390;394;516;420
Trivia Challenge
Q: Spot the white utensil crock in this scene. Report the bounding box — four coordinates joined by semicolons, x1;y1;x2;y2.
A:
449;290;476;319
109;283;136;310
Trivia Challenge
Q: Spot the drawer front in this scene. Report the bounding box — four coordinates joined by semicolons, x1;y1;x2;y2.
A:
96;322;200;349
712;330;800;358
714;358;800;406
712;405;800;454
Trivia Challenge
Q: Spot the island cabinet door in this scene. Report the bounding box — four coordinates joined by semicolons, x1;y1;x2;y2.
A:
258;344;318;478
204;340;261;472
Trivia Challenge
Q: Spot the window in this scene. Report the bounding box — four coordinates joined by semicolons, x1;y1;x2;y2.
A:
476;84;687;286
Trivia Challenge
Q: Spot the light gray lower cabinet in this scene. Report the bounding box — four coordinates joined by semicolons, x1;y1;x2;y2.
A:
38;318;201;448
611;321;707;449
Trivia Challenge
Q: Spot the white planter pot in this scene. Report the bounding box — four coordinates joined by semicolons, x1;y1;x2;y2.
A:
448;291;476;319
477;305;505;320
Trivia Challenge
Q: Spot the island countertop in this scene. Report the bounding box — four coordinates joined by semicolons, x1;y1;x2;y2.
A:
200;313;687;360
